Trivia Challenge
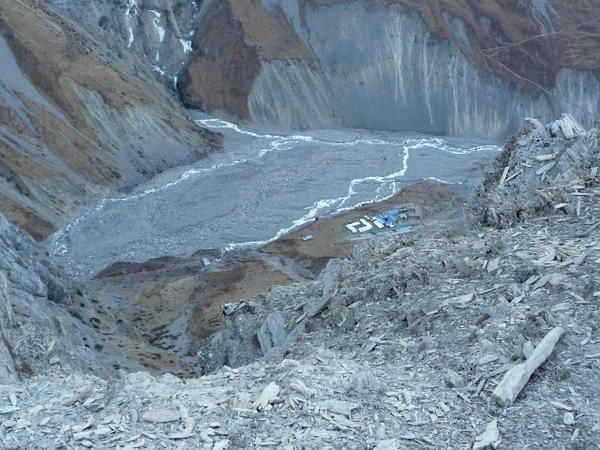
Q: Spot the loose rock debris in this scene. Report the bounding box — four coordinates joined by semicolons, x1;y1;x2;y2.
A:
2;117;600;449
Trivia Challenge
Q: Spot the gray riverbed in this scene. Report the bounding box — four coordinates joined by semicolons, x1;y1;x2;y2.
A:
48;116;500;279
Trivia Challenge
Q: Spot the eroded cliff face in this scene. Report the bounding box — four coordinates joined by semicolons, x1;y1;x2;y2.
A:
0;0;221;239
43;0;203;83
178;0;320;120
180;0;600;138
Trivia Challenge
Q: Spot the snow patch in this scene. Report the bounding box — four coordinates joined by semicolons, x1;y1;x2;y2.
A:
152;65;166;76
180;39;192;54
125;0;138;48
150;10;166;43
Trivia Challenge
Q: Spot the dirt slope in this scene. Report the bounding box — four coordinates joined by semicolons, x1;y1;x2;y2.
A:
178;0;315;118
0;0;221;239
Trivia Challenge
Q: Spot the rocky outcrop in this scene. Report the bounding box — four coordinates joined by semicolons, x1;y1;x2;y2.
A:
0;0;221;239
0;213;198;380
0;213;88;380
180;0;600;138
472;115;600;226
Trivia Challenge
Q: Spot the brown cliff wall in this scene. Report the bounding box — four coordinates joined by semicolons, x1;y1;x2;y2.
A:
178;0;316;118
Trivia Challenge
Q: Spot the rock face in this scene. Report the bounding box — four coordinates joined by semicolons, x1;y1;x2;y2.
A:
0;213;88;380
180;0;600;139
177;0;325;122
0;213;198;380
0;0;221;239
43;0;203;83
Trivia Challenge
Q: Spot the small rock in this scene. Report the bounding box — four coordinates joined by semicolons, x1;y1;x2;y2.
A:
523;341;534;359
60;386;92;406
373;439;401;450
213;440;230;450
550;114;586;140
257;312;292;359
563;412;575;425
73;430;94;441
444;292;474;307
40;417;51;426
487;258;500;273
289;379;316;397
72;418;94;433
142;409;181;423
253;382;280;411
473;420;501;449
444;369;465;388
0;406;19;415
318;399;360;417
49;356;60;365
478;354;499;365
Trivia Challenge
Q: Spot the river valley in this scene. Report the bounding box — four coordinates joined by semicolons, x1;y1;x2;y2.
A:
48;116;501;280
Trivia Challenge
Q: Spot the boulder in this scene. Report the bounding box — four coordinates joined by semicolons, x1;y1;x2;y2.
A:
257;312;293;361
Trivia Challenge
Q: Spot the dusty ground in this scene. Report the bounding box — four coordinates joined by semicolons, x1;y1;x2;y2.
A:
263;181;471;274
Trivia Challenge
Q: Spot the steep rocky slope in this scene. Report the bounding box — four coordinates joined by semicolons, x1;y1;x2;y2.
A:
180;0;600;138
0;0;220;239
177;0;331;123
0;213;195;384
43;0;203;83
1;116;599;449
14;0;598;144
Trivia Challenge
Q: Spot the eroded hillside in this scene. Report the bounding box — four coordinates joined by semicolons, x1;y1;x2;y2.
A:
0;0;221;239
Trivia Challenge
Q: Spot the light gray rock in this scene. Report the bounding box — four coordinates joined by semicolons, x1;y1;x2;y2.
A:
257;312;293;360
549;114;586;140
473;116;600;227
0;273;17;382
444;369;466;388
473;420;501;449
492;327;564;406
0;214;102;378
320;258;343;298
